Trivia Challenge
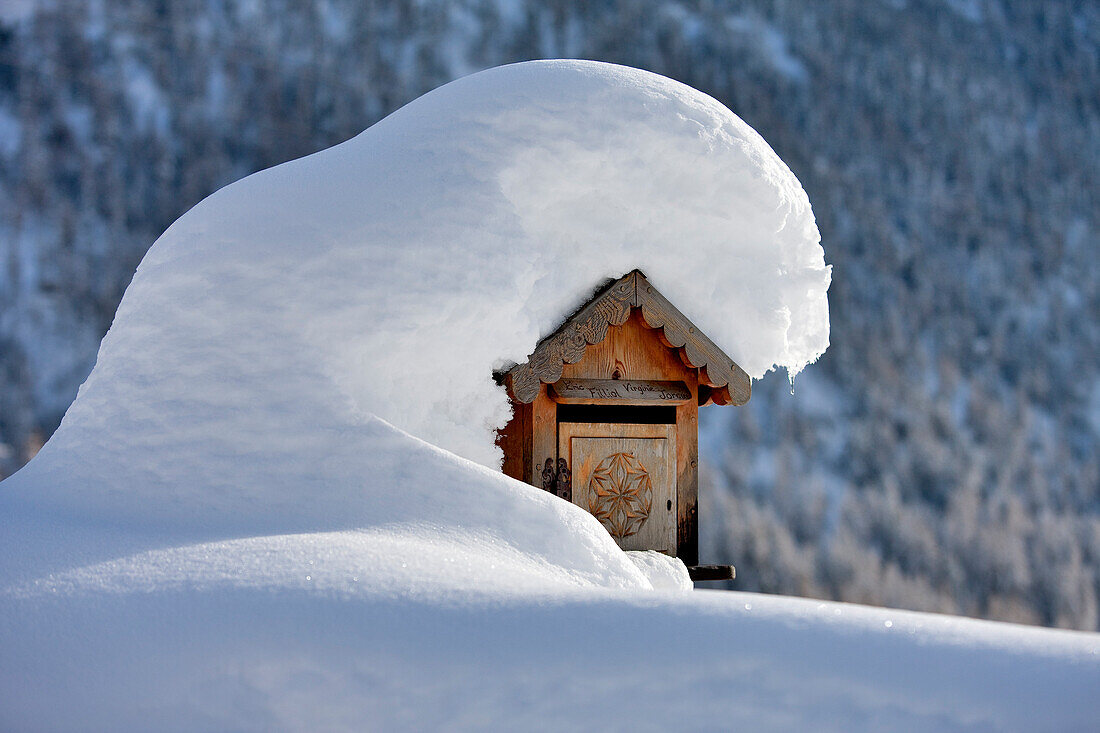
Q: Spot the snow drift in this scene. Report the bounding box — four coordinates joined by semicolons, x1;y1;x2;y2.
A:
3;59;829;532
3;61;1095;731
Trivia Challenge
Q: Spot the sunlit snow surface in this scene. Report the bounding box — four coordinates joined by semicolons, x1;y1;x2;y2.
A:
3;532;1097;731
1;61;1097;730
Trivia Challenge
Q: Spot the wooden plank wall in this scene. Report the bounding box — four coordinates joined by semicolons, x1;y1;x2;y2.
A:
497;398;530;483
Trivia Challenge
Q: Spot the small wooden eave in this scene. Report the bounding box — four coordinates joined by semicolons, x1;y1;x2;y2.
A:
502;270;751;407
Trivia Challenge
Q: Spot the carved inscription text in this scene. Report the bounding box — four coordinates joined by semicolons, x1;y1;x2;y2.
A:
550;378;690;404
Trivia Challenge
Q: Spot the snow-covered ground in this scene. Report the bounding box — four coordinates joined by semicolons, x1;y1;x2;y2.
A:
4;523;1097;731
1;61;1096;730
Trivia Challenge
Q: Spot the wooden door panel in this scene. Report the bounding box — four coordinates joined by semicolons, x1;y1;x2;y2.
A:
559;423;676;554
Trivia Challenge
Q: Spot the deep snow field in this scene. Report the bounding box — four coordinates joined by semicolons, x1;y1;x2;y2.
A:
1;61;1096;731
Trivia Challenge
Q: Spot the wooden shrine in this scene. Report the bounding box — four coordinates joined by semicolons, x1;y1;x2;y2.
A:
496;270;751;581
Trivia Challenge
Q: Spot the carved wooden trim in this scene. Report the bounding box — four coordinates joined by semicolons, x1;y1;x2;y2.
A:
507;274;635;404
505;270;751;406
587;451;653;539
698;384;735;407
634;272;751;406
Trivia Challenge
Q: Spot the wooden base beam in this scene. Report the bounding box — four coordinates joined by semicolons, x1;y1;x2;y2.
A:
687;565;736;582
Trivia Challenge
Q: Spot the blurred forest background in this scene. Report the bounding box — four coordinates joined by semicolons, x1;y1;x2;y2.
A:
0;0;1097;629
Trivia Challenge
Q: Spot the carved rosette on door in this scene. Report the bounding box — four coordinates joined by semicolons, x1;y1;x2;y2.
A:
558;422;676;554
586;452;652;539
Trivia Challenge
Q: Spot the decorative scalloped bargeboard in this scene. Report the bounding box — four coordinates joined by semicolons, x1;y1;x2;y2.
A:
504;270;750;407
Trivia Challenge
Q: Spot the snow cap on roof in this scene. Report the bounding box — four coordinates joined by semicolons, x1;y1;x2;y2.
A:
5;60;829;529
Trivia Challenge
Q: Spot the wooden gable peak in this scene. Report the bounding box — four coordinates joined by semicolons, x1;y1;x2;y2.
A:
503;270;751;407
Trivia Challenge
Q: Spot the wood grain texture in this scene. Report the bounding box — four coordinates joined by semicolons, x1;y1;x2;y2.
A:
496;269;749;566
505;270;750;406
556;309;700;559
507;274;635;403
676;381;699;565
559;422;677;554
530;385;556;492
673;394;699;559
550;378;691;405
558;309;695;384
634;272;751;406
496;397;531;483
698;384;734;407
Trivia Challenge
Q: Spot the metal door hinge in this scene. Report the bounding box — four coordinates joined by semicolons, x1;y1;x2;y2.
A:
541;458;571;502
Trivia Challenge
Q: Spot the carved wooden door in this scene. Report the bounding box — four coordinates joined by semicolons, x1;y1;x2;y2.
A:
558;422;677;554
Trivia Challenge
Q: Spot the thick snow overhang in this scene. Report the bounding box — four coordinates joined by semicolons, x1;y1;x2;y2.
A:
502;270;751;407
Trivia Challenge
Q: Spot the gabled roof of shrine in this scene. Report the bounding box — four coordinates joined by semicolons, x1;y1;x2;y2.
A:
502;270;751;406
